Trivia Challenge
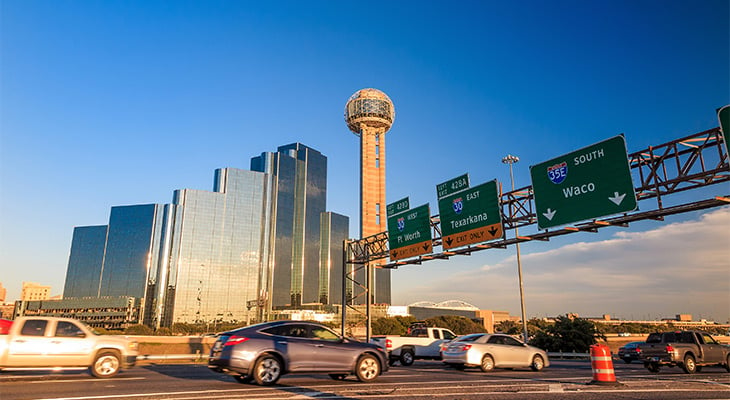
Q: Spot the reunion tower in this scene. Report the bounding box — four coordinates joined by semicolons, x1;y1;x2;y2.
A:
345;88;395;304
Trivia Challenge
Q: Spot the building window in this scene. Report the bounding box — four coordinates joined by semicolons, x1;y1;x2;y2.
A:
375;203;381;225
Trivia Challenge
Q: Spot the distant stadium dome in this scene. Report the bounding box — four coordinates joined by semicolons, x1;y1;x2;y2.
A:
409;301;438;308
408;300;479;310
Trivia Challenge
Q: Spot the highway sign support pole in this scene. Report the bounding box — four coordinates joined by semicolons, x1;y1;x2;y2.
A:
341;239;348;338
366;248;372;342
503;154;529;343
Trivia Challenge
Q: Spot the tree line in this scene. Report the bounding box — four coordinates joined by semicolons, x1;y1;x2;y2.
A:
103;314;728;354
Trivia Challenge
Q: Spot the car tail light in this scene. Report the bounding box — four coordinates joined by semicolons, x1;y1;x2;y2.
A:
636;347;641;354
665;344;674;353
385;339;392;350
224;335;250;346
460;344;472;351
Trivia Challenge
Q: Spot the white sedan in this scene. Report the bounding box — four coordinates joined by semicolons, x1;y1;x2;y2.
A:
441;333;549;372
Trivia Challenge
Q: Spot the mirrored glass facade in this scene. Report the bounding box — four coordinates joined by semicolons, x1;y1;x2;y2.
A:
252;143;327;308
319;212;349;305
65;142;340;328
156;169;269;326
64;225;108;297
100;204;167;298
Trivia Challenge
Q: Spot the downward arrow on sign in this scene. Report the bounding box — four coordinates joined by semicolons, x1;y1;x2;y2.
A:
608;192;626;205
543;208;556;220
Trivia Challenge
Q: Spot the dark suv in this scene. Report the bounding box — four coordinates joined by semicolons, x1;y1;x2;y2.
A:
208;320;388;385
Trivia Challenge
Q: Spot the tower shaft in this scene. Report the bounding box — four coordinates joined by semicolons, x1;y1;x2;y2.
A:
359;125;386;238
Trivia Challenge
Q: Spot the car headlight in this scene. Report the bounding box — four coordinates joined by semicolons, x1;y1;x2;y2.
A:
128;341;139;351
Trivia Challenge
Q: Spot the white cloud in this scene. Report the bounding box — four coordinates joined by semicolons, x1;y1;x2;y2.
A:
393;207;730;322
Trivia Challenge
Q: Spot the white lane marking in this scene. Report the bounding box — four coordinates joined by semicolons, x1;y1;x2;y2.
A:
2;377;145;384
549;383;564;392
45;387;730;400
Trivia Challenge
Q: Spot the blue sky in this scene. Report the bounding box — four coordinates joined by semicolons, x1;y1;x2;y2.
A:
1;1;728;321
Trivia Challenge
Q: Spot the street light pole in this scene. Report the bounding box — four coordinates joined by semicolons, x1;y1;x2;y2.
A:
502;154;529;343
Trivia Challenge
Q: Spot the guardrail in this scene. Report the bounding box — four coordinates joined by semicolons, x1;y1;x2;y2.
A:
137;353;209;362
547;351;589;359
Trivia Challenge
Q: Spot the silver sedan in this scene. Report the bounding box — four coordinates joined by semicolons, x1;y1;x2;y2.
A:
441;333;549;372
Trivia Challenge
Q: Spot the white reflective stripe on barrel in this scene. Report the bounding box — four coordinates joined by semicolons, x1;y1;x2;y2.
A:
592;368;615;374
591;356;612;361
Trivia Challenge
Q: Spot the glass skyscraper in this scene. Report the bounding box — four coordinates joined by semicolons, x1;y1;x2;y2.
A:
152;168;270;327
319;212;349;305
100;204;168;298
251;143;327;308
63;225;108;298
65;143;350;328
64;204;168;299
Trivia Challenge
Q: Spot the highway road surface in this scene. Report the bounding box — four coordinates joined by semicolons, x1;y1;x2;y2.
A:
1;359;728;400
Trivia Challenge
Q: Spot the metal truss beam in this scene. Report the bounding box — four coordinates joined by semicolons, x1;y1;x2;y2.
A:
345;127;729;267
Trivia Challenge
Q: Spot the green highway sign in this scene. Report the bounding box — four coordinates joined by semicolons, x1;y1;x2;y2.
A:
437;180;503;249
718;105;730;158
387;197;410;217
529;135;637;229
387;203;433;261
436;174;470;199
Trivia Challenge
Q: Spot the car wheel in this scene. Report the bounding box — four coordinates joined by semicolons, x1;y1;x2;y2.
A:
646;362;660;373
399;349;415;366
90;351;121;378
234;374;253;384
329;374;347;380
253;355;282;385
530;355;545;372
480;355;495;372
725;355;730;372
355;354;380;383
681;355;697;374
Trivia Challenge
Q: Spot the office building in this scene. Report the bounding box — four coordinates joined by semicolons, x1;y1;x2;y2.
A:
21;282;51;301
63;143;346;328
64;226;108;298
100;204;170;298
64;204;170;300
319;212;349;304
251;143;328;308
152;168;270;327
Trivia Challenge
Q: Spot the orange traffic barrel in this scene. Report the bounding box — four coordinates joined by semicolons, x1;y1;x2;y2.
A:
589;344;619;385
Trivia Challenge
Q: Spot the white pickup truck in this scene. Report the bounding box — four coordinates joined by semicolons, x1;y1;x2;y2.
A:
370;326;457;366
0;316;138;378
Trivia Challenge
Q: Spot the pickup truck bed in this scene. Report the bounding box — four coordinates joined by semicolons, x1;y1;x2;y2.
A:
370;327;457;366
638;331;730;374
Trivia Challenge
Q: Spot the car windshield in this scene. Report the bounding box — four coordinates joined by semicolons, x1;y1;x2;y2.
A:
458;334;485;342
